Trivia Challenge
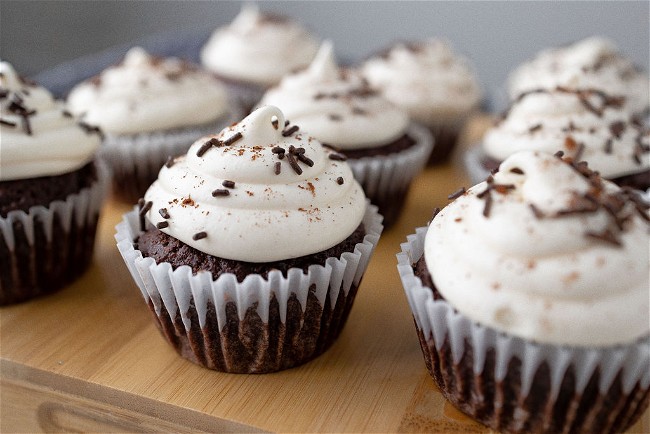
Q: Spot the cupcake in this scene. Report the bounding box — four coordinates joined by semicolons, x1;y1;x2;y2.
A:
115;105;383;373
508;36;649;118
466;87;650;189
398;150;649;433
66;47;233;203
259;42;433;227
361;39;482;165
0;61;108;305
200;3;319;113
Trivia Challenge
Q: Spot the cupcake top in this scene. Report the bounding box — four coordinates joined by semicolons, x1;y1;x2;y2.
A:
508;36;649;114
259;42;409;150
200;3;319;87
483;88;650;179
424;150;649;347
66;47;229;135
361;39;482;122
143;105;366;263
0;61;101;181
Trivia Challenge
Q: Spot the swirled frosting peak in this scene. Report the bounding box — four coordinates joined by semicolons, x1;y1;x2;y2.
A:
508;36;649;114
361;39;482;122
66;47;229;135
143;105;366;262
259;41;409;150
483;88;650;178
200;3;319;86
0;60;101;181
425;150;649;346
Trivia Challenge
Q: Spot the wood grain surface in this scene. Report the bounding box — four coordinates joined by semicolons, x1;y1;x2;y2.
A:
1;116;648;433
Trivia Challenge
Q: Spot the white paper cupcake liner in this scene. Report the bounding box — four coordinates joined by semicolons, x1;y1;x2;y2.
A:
0;160;110;304
347;123;434;227
397;226;650;432
101;115;233;202
115;201;383;373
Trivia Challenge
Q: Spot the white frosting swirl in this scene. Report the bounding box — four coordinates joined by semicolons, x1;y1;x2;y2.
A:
508;36;650;114
483;89;649;178
0;61;100;181
66;47;229;135
143;105;366;262
259;42;409;150
425;150;649;346
361;39;482;123
200;4;319;87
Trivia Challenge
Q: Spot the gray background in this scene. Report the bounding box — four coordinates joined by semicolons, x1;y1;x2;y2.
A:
1;1;648;106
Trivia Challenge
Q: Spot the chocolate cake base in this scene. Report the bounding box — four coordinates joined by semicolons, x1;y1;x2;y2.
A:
136;224;367;373
413;256;650;433
0;162;100;305
481;155;650;191
331;133;419;228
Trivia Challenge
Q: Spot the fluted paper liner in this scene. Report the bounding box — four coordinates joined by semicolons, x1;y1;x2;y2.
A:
0;160;110;305
347;123;433;227
397;226;650;433
101;116;233;203
116;202;382;373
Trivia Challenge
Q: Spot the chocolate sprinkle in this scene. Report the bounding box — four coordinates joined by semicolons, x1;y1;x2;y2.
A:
282;125;299;137
212;189;230;197
0;118;16;127
604;138;613;154
156;221;169;229
482;193;493;217
336;177;344;185
271;118;279;129
447;187;466;200
528;123;543;133
609;121;626;139
272;146;285;154
585;229;622;247
274;161;282;175
286;151;303;175
328;153;347;161
431;207;441;222
159;208;170;219
222;180;236;189
139;200;153;217
529;204;545;219
196;140;215;157
297;154;314;167
192;231;208;241
222;131;243;146
165;156;175;168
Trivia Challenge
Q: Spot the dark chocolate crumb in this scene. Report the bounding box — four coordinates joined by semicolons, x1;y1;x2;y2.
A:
271;118;279;129
609;121;626;139
156;221;169;229
222;180;236;189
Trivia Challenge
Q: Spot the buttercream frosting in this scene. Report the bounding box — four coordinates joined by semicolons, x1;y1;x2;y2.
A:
424;150;649;346
0;61;101;181
200;3;319;87
483;88;650;178
508;36;649;114
143;105;366;262
361;39;482;123
66;47;229;135
259;42;409;150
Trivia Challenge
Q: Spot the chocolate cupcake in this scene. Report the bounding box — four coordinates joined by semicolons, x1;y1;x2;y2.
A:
259;42;433;228
361;39;482;165
465;87;649;190
116;105;383;373
200;3;319;113
66;47;234;203
398;150;649;433
508;36;649;118
1;61;108;305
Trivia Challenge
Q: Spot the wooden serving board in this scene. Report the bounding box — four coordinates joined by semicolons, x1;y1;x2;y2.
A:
1;117;648;433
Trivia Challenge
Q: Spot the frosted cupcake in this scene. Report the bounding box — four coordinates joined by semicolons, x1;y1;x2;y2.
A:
361;39;482;164
200;3;319;113
398;150;649;433
0;61;108;305
466;87;649;189
66;47;233;203
508;36;649;117
115;105;382;373
259;42;433;227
